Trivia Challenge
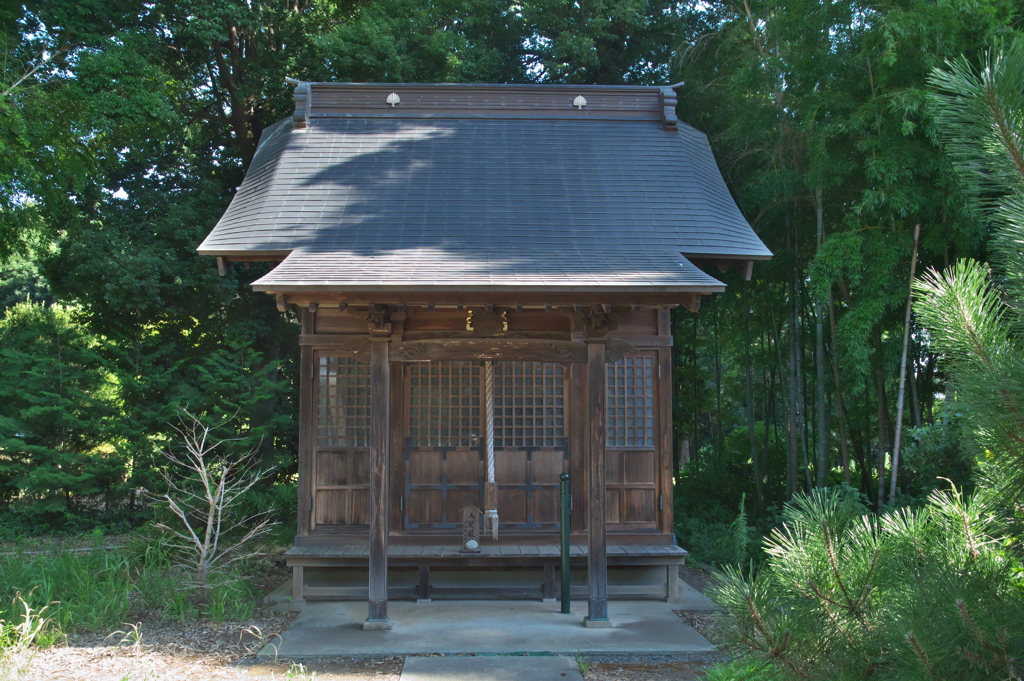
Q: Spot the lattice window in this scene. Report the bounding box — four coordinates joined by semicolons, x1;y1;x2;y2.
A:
493;362;565;448
607;355;655;448
408;362;481;447
317;356;370;448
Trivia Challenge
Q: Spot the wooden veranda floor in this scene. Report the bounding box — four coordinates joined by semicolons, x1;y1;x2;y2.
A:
284;544;688;602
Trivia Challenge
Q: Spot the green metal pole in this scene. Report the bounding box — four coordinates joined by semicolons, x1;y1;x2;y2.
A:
559;472;571;614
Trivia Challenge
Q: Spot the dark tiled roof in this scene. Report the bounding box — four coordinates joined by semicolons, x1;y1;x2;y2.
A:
253;247;725;292
198;83;770;293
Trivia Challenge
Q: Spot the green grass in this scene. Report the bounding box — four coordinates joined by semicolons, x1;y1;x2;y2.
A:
0;595;51;680
702;659;782;681
0;529;262;653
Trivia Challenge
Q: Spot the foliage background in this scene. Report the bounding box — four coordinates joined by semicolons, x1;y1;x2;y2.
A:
0;0;1021;546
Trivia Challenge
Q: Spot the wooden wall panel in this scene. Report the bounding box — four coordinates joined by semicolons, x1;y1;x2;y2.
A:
316;452;343;486
606;449;657;528
531;450;563;484
532;488;559;524
622;489;656;523
612;309;658;336
623;451;656;484
446;489;483;520
314;309;369;334
408;449;443;485
606;450;623;485
495;450;528;482
497;488;528;524
314;490;349;525
408;489;443;525
446;449;482;485
352;451;371;486
350;490;371;525
312;449;372;527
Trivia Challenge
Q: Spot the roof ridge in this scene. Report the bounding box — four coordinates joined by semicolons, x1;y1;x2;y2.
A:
284;81;680;129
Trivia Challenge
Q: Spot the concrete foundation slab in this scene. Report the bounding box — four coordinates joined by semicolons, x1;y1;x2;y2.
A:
264;599;715;657
672;578;722;611
400;655;583;681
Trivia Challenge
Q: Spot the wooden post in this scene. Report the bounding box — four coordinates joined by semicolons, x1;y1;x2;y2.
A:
417;565;431;603
584;339;612;627
365;337;393;630
291;565;305;611
296;310;314;540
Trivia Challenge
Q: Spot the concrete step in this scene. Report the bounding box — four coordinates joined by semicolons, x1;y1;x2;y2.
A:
400;656;583;681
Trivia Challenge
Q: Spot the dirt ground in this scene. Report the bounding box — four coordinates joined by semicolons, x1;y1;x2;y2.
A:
12;612;405;680
11;564;726;680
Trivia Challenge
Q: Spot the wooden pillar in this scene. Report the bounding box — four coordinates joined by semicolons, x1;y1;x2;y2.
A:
365;337;393;630
585;338;612;627
296;311;314;540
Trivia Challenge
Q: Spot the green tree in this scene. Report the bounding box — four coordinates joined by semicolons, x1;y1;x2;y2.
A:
711;486;1024;680
915;38;1024;507
0;303;120;511
672;0;1016;509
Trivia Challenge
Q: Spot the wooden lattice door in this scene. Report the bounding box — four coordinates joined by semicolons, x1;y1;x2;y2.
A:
401;360;568;533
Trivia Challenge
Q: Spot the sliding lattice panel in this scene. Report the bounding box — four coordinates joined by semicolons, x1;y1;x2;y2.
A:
313;356;371;527
606;353;659;528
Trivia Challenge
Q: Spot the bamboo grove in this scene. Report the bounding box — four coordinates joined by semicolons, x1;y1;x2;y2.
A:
669;0;1020;527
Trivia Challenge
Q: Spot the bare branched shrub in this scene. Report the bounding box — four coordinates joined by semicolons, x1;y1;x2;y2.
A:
150;411;277;601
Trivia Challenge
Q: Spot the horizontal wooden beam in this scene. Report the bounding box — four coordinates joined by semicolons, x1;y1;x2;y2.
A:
297;335;644;363
395;338;587;363
272;291;721;309
612;335;672;347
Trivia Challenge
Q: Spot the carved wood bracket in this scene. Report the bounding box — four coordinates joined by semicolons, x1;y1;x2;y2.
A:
562;304;621;337
366;304;393;337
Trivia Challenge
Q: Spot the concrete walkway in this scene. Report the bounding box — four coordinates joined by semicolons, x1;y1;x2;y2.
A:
399;656;583;681
264;599;715;657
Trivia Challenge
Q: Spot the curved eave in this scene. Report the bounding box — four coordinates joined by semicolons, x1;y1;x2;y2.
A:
253;283;726;294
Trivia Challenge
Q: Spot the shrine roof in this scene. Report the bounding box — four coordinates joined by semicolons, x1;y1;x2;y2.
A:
198;83;771;295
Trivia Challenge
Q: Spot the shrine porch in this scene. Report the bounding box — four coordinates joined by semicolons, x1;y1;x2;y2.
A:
285;543;687;605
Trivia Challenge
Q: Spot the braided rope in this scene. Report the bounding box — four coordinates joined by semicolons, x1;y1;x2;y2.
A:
485;360;495;485
484;360;498;540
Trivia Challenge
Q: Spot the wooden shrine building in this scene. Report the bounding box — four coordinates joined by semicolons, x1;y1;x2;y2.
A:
199;82;770;629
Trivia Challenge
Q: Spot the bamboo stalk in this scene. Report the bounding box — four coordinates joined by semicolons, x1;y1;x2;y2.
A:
889;224;921;502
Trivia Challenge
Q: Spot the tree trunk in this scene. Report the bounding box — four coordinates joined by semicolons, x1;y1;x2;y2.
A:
713;302;724;461
828;292;852;484
875;364;890;510
910;355;922;428
889;223;921;502
814;187;828;487
786;282;800;497
743;281;764;511
794;274;811;491
692;312;700;469
922;353;936;424
860;407;875;504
